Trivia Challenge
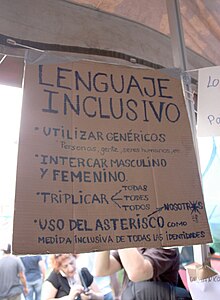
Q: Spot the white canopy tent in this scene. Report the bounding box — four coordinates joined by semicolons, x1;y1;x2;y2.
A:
0;0;219;87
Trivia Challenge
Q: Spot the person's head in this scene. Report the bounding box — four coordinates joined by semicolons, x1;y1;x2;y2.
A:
1;243;11;254
50;254;77;278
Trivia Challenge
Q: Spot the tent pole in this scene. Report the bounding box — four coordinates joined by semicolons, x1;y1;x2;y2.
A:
166;0;209;264
165;0;187;71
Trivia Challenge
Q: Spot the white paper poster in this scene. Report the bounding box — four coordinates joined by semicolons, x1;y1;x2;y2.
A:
187;271;220;300
197;66;220;136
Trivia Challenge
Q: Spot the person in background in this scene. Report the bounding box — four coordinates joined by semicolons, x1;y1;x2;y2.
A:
20;255;46;300
109;273;121;300
0;243;28;300
41;254;104;300
95;247;192;300
76;253;121;300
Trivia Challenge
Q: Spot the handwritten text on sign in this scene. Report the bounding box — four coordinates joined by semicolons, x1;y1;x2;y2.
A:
198;66;220;136
13;61;211;254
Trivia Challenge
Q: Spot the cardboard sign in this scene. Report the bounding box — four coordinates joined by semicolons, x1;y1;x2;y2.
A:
13;61;212;254
197;66;220;136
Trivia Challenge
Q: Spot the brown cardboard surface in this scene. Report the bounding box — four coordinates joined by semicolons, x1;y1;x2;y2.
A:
186;262;218;280
12;61;212;254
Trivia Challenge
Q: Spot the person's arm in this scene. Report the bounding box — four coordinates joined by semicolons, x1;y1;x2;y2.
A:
117;248;153;282
39;258;46;280
81;294;103;300
110;272;121;300
86;281;104;300
94;251;122;277
18;271;28;296
81;287;104;300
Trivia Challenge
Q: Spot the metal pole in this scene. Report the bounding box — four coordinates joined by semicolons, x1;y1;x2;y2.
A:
166;0;187;70
166;0;209;264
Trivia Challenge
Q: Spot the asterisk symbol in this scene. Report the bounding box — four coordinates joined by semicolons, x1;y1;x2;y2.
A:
189;201;201;214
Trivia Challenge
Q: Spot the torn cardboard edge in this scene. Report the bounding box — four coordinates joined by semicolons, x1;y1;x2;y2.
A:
186;261;218;281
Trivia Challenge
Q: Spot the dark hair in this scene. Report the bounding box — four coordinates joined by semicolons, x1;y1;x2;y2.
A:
3;244;11;254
